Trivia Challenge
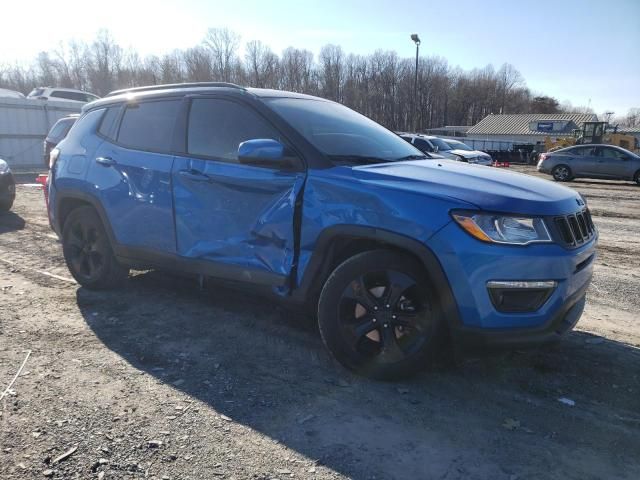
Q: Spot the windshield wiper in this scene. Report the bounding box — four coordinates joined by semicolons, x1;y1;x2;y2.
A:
395;154;428;161
328;155;392;165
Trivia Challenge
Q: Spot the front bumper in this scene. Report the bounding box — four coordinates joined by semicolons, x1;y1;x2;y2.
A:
0;172;16;201
429;220;596;346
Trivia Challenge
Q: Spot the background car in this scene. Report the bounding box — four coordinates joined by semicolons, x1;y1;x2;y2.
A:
537;144;640;184
442;138;493;166
0;158;16;212
399;133;459;160
44;114;79;166
27;87;99;104
0;88;25;99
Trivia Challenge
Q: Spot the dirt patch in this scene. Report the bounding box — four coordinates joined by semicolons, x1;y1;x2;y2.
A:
1;171;639;480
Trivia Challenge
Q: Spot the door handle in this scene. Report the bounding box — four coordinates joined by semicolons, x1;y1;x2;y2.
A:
178;169;211;182
96;156;116;167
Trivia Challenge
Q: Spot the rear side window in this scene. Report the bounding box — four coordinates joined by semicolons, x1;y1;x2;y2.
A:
187;98;281;162
50;90;87;102
117;100;180;152
98;106;121;140
567;147;595;156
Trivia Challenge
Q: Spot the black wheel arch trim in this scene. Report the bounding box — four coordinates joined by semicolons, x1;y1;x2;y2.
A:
290;225;463;328
53;190;118;246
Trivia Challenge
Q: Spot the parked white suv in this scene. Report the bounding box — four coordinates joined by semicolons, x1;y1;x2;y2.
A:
27;87;99;104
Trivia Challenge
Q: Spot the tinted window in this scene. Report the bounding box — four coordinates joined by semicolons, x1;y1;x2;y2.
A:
413;138;433;152
187;98;281;162
51;90;86;101
48;118;75;140
98;107;121;140
428;137;452;151
267;98;420;162
117;100;180;152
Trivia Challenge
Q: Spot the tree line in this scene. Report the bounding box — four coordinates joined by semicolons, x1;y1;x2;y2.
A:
1;28;637;130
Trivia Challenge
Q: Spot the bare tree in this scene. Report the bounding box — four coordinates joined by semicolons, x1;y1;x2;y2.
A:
203;27;240;82
0;27;597;133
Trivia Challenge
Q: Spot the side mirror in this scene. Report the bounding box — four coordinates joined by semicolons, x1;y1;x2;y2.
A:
238;139;297;169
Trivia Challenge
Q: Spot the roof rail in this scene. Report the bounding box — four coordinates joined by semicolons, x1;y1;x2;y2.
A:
105;82;244;98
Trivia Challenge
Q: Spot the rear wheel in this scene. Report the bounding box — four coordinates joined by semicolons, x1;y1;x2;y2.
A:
62;206;129;289
634;170;640;186
552;164;572;182
317;250;443;379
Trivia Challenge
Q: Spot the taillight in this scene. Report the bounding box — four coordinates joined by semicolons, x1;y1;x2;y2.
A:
49;148;60;170
539;153;547;162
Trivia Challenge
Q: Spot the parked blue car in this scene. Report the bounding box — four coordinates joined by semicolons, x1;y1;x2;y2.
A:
47;83;597;378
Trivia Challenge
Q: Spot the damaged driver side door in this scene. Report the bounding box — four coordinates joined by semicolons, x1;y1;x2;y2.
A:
171;96;306;287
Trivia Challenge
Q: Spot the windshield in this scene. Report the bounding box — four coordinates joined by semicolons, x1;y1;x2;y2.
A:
266;97;425;163
428;137;452;151
445;140;472;151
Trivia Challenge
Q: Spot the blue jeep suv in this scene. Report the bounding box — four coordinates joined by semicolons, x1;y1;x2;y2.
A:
47;83;597;378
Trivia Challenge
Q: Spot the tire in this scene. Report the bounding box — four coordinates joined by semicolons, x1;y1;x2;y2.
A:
634;170;640;186
552;164;572;182
317;249;443;379
62;206;129;289
0;198;13;212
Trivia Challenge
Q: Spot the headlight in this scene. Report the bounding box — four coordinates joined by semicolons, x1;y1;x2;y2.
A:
452;211;552;245
0;159;9;174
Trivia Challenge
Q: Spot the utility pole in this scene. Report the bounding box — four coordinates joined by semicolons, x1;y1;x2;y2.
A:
411;34;421;132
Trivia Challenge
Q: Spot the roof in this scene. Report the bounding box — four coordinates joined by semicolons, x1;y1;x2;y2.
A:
91;83;325;110
467;113;598;136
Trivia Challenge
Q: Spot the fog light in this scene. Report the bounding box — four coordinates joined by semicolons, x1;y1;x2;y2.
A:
487;281;557;313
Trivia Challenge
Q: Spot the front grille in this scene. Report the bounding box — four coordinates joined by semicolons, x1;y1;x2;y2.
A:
553;209;596;247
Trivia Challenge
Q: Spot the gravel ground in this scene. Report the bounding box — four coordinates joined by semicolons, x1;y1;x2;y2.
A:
1;166;639;480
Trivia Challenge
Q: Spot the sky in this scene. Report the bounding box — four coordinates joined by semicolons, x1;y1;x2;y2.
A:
1;0;638;115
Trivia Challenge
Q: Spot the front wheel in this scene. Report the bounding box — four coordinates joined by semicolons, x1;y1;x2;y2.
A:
0;198;13;212
552;165;572;182
62;206;129;289
317;250;443;379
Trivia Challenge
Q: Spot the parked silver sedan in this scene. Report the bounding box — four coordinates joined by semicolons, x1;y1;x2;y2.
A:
537;145;640;185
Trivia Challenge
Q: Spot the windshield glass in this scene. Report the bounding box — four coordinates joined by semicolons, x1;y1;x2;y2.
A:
266;97;424;163
428;137;452;151
445;140;472;151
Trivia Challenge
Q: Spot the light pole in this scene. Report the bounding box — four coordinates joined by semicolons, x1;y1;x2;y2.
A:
411;34;421;132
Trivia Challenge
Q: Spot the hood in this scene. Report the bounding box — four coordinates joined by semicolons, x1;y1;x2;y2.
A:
449;149;491;159
353;159;584;216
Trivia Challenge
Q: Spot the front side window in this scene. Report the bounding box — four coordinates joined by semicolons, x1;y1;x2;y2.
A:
266;98;422;164
413;138;433;152
117;100;180;152
600;147;627;160
187;98;281;162
428;137;453;152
